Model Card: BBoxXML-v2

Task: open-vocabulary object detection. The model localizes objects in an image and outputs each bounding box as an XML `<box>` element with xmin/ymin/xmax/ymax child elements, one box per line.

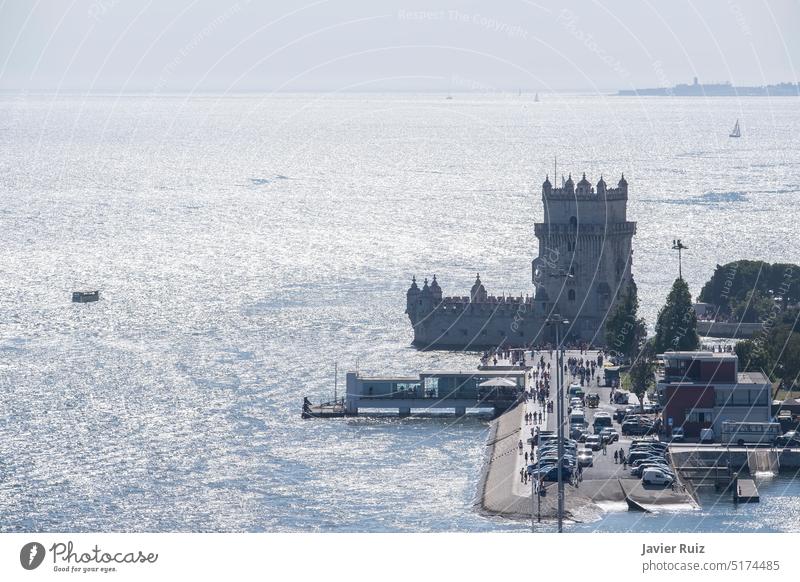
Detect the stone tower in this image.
<box><xmin>406</xmin><ymin>172</ymin><xmax>636</xmax><ymax>348</ymax></box>
<box><xmin>532</xmin><ymin>173</ymin><xmax>636</xmax><ymax>340</ymax></box>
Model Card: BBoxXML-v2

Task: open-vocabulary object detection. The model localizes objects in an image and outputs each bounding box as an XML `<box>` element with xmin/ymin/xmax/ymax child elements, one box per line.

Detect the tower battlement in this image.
<box><xmin>543</xmin><ymin>173</ymin><xmax>628</xmax><ymax>200</ymax></box>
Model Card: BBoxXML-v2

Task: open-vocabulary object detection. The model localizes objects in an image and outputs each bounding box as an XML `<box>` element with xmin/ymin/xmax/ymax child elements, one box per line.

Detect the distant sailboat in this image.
<box><xmin>534</xmin><ymin>92</ymin><xmax>540</xmax><ymax>102</ymax></box>
<box><xmin>729</xmin><ymin>119</ymin><xmax>741</xmax><ymax>138</ymax></box>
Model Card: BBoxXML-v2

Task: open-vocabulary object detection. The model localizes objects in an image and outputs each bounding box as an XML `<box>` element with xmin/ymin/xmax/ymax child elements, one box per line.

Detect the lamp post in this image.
<box><xmin>672</xmin><ymin>239</ymin><xmax>688</xmax><ymax>280</ymax></box>
<box><xmin>546</xmin><ymin>313</ymin><xmax>569</xmax><ymax>533</ymax></box>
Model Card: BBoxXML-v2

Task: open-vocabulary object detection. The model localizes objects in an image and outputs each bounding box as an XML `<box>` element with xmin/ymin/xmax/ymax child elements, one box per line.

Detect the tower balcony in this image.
<box><xmin>534</xmin><ymin>222</ymin><xmax>637</xmax><ymax>237</ymax></box>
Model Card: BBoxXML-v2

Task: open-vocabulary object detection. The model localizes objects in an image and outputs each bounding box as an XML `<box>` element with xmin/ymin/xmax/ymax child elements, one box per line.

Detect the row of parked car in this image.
<box><xmin>627</xmin><ymin>438</ymin><xmax>674</xmax><ymax>486</ymax></box>
<box><xmin>613</xmin><ymin>405</ymin><xmax>661</xmax><ymax>436</ymax></box>
<box><xmin>527</xmin><ymin>432</ymin><xmax>579</xmax><ymax>481</ymax></box>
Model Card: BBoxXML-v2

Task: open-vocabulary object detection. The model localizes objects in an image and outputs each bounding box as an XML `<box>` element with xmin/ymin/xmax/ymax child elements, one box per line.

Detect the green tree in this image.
<box><xmin>628</xmin><ymin>342</ymin><xmax>656</xmax><ymax>411</ymax></box>
<box><xmin>732</xmin><ymin>290</ymin><xmax>775</xmax><ymax>323</ymax></box>
<box><xmin>654</xmin><ymin>278</ymin><xmax>700</xmax><ymax>353</ymax></box>
<box><xmin>734</xmin><ymin>339</ymin><xmax>772</xmax><ymax>374</ymax></box>
<box><xmin>605</xmin><ymin>281</ymin><xmax>647</xmax><ymax>362</ymax></box>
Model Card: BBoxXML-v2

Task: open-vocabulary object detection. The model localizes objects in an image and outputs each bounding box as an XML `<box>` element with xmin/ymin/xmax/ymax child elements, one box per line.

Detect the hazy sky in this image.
<box><xmin>1</xmin><ymin>0</ymin><xmax>798</xmax><ymax>92</ymax></box>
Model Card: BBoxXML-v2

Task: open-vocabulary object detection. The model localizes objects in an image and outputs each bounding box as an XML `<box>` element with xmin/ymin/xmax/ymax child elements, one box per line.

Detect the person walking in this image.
<box><xmin>614</xmin><ymin>450</ymin><xmax>619</xmax><ymax>464</ymax></box>
<box><xmin>602</xmin><ymin>442</ymin><xmax>607</xmax><ymax>455</ymax></box>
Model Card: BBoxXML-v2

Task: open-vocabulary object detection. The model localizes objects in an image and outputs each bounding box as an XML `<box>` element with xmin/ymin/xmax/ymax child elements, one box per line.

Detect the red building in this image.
<box><xmin>657</xmin><ymin>352</ymin><xmax>771</xmax><ymax>439</ymax></box>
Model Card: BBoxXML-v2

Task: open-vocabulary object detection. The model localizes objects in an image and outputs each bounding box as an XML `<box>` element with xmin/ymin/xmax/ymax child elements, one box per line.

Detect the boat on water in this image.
<box><xmin>729</xmin><ymin>119</ymin><xmax>741</xmax><ymax>138</ymax></box>
<box><xmin>534</xmin><ymin>92</ymin><xmax>539</xmax><ymax>102</ymax></box>
<box><xmin>72</xmin><ymin>290</ymin><xmax>100</xmax><ymax>303</ymax></box>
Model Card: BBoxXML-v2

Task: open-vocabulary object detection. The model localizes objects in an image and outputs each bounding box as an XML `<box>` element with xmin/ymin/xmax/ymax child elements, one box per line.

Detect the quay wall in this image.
<box><xmin>698</xmin><ymin>321</ymin><xmax>764</xmax><ymax>339</ymax></box>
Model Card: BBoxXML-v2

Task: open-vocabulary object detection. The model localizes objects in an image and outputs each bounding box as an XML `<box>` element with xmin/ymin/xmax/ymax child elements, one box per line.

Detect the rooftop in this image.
<box><xmin>659</xmin><ymin>351</ymin><xmax>737</xmax><ymax>361</ymax></box>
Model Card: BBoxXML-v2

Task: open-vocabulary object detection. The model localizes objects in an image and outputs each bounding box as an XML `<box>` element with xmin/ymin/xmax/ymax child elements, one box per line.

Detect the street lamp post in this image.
<box><xmin>546</xmin><ymin>313</ymin><xmax>569</xmax><ymax>533</ymax></box>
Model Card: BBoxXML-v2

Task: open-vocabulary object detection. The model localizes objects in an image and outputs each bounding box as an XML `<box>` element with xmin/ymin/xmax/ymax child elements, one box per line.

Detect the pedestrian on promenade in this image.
<box><xmin>602</xmin><ymin>442</ymin><xmax>607</xmax><ymax>455</ymax></box>
<box><xmin>518</xmin><ymin>439</ymin><xmax>523</xmax><ymax>453</ymax></box>
<box><xmin>520</xmin><ymin>468</ymin><xmax>525</xmax><ymax>483</ymax></box>
<box><xmin>614</xmin><ymin>450</ymin><xmax>619</xmax><ymax>464</ymax></box>
<box><xmin>525</xmin><ymin>451</ymin><xmax>529</xmax><ymax>463</ymax></box>
<box><xmin>622</xmin><ymin>455</ymin><xmax>627</xmax><ymax>469</ymax></box>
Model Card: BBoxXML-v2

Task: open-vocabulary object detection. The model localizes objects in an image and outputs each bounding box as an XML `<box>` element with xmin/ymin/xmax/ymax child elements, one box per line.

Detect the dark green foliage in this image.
<box><xmin>654</xmin><ymin>278</ymin><xmax>700</xmax><ymax>353</ymax></box>
<box><xmin>736</xmin><ymin>307</ymin><xmax>800</xmax><ymax>385</ymax></box>
<box><xmin>628</xmin><ymin>341</ymin><xmax>656</xmax><ymax>408</ymax></box>
<box><xmin>699</xmin><ymin>260</ymin><xmax>799</xmax><ymax>317</ymax></box>
<box><xmin>605</xmin><ymin>280</ymin><xmax>646</xmax><ymax>362</ymax></box>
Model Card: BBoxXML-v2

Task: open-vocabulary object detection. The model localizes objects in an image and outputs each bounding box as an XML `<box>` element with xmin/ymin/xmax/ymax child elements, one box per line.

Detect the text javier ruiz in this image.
<box><xmin>641</xmin><ymin>542</ymin><xmax>705</xmax><ymax>556</ymax></box>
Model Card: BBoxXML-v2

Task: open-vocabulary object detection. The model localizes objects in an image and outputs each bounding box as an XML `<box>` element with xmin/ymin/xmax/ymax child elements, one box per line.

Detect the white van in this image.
<box><xmin>642</xmin><ymin>468</ymin><xmax>674</xmax><ymax>486</ymax></box>
<box><xmin>699</xmin><ymin>428</ymin><xmax>714</xmax><ymax>443</ymax></box>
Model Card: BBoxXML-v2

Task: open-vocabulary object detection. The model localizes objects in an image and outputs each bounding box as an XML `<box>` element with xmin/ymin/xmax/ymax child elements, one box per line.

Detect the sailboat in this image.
<box><xmin>729</xmin><ymin>119</ymin><xmax>741</xmax><ymax>138</ymax></box>
<box><xmin>534</xmin><ymin>92</ymin><xmax>540</xmax><ymax>103</ymax></box>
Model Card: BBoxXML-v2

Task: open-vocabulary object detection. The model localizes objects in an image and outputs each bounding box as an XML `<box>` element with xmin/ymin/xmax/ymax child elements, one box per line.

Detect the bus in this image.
<box><xmin>720</xmin><ymin>421</ymin><xmax>781</xmax><ymax>446</ymax></box>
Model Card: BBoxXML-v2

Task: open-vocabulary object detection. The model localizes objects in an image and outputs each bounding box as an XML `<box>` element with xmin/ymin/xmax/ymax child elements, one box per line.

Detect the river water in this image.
<box><xmin>1</xmin><ymin>93</ymin><xmax>799</xmax><ymax>531</ymax></box>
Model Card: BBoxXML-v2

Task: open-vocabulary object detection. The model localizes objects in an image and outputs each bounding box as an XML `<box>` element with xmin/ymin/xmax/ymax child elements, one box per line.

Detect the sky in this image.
<box><xmin>0</xmin><ymin>0</ymin><xmax>798</xmax><ymax>93</ymax></box>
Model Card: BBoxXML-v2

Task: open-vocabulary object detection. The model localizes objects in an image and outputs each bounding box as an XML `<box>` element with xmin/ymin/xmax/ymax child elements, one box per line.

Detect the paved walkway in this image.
<box><xmin>478</xmin><ymin>349</ymin><xmax>697</xmax><ymax>522</ymax></box>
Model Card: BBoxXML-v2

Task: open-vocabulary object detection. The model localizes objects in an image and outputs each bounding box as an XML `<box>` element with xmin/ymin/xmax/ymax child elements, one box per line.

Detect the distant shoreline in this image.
<box><xmin>618</xmin><ymin>79</ymin><xmax>800</xmax><ymax>97</ymax></box>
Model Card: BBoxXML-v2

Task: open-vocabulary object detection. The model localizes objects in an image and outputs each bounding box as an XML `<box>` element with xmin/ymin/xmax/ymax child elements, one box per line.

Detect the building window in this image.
<box><xmin>568</xmin><ymin>289</ymin><xmax>576</xmax><ymax>301</ymax></box>
<box><xmin>567</xmin><ymin>241</ymin><xmax>574</xmax><ymax>252</ymax></box>
<box><xmin>569</xmin><ymin>216</ymin><xmax>577</xmax><ymax>229</ymax></box>
<box><xmin>686</xmin><ymin>410</ymin><xmax>711</xmax><ymax>423</ymax></box>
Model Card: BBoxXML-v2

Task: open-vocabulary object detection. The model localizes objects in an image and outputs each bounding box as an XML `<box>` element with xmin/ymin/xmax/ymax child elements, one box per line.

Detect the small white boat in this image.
<box><xmin>729</xmin><ymin>119</ymin><xmax>741</xmax><ymax>138</ymax></box>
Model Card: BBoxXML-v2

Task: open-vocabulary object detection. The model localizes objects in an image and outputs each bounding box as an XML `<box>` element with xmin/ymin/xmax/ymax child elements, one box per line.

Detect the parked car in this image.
<box><xmin>670</xmin><ymin>427</ymin><xmax>685</xmax><ymax>442</ymax></box>
<box><xmin>642</xmin><ymin>467</ymin><xmax>674</xmax><ymax>486</ymax></box>
<box><xmin>585</xmin><ymin>435</ymin><xmax>603</xmax><ymax>451</ymax></box>
<box><xmin>630</xmin><ymin>455</ymin><xmax>668</xmax><ymax>467</ymax></box>
<box><xmin>535</xmin><ymin>465</ymin><xmax>574</xmax><ymax>482</ymax></box>
<box><xmin>599</xmin><ymin>428</ymin><xmax>620</xmax><ymax>443</ymax></box>
<box><xmin>577</xmin><ymin>449</ymin><xmax>594</xmax><ymax>467</ymax></box>
<box><xmin>631</xmin><ymin>462</ymin><xmax>674</xmax><ymax>478</ymax></box>
<box><xmin>613</xmin><ymin>407</ymin><xmax>629</xmax><ymax>423</ymax></box>
<box><xmin>775</xmin><ymin>431</ymin><xmax>800</xmax><ymax>447</ymax></box>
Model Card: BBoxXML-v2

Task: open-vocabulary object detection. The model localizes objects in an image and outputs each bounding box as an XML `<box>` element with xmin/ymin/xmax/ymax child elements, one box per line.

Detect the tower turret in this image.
<box><xmin>576</xmin><ymin>172</ymin><xmax>592</xmax><ymax>196</ymax></box>
<box><xmin>564</xmin><ymin>173</ymin><xmax>574</xmax><ymax>194</ymax></box>
<box><xmin>470</xmin><ymin>273</ymin><xmax>488</xmax><ymax>303</ymax></box>
<box><xmin>430</xmin><ymin>274</ymin><xmax>442</xmax><ymax>302</ymax></box>
<box><xmin>419</xmin><ymin>277</ymin><xmax>433</xmax><ymax>312</ymax></box>
<box><xmin>405</xmin><ymin>275</ymin><xmax>420</xmax><ymax>315</ymax></box>
<box><xmin>596</xmin><ymin>175</ymin><xmax>606</xmax><ymax>196</ymax></box>
<box><xmin>542</xmin><ymin>175</ymin><xmax>552</xmax><ymax>196</ymax></box>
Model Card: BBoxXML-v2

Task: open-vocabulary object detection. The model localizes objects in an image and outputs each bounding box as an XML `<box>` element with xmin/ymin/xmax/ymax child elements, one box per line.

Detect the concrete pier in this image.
<box><xmin>477</xmin><ymin>349</ymin><xmax>697</xmax><ymax>523</ymax></box>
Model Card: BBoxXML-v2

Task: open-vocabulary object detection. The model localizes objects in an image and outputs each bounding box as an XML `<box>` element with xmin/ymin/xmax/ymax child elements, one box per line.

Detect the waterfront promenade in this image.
<box><xmin>478</xmin><ymin>349</ymin><xmax>697</xmax><ymax>523</ymax></box>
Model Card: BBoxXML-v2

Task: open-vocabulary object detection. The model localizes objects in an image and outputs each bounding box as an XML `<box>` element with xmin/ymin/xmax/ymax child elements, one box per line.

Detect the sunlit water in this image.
<box><xmin>1</xmin><ymin>93</ymin><xmax>799</xmax><ymax>532</ymax></box>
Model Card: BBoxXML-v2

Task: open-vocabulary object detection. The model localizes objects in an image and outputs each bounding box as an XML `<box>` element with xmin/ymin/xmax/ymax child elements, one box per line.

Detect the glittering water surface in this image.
<box><xmin>1</xmin><ymin>93</ymin><xmax>799</xmax><ymax>532</ymax></box>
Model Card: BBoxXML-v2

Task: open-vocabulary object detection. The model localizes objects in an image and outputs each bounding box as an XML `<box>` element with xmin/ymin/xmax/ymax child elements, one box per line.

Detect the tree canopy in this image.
<box><xmin>699</xmin><ymin>260</ymin><xmax>799</xmax><ymax>317</ymax></box>
<box><xmin>736</xmin><ymin>306</ymin><xmax>800</xmax><ymax>385</ymax></box>
<box><xmin>605</xmin><ymin>280</ymin><xmax>646</xmax><ymax>362</ymax></box>
<box><xmin>654</xmin><ymin>278</ymin><xmax>700</xmax><ymax>353</ymax></box>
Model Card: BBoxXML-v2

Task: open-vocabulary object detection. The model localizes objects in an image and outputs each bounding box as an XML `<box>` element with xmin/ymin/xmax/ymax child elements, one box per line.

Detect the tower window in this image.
<box><xmin>569</xmin><ymin>216</ymin><xmax>577</xmax><ymax>229</ymax></box>
<box><xmin>568</xmin><ymin>289</ymin><xmax>576</xmax><ymax>301</ymax></box>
